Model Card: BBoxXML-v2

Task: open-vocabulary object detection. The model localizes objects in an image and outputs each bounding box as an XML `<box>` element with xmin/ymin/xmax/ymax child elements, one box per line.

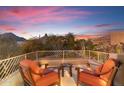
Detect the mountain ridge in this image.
<box><xmin>0</xmin><ymin>32</ymin><xmax>26</xmax><ymax>41</ymax></box>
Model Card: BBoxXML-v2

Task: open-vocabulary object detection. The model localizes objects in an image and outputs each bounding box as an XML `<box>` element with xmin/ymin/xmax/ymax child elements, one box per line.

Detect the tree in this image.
<box><xmin>21</xmin><ymin>38</ymin><xmax>44</xmax><ymax>53</ymax></box>
<box><xmin>0</xmin><ymin>37</ymin><xmax>20</xmax><ymax>59</ymax></box>
<box><xmin>85</xmin><ymin>39</ymin><xmax>95</xmax><ymax>50</ymax></box>
<box><xmin>21</xmin><ymin>32</ymin><xmax>87</xmax><ymax>53</ymax></box>
<box><xmin>74</xmin><ymin>40</ymin><xmax>82</xmax><ymax>50</ymax></box>
<box><xmin>64</xmin><ymin>33</ymin><xmax>75</xmax><ymax>50</ymax></box>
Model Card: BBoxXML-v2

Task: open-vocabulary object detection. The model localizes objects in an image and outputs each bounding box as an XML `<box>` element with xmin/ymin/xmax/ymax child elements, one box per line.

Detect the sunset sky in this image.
<box><xmin>0</xmin><ymin>6</ymin><xmax>124</xmax><ymax>39</ymax></box>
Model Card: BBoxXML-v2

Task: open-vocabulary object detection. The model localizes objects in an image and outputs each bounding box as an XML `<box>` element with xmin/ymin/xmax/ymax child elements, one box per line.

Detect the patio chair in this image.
<box><xmin>19</xmin><ymin>59</ymin><xmax>61</xmax><ymax>86</ymax></box>
<box><xmin>76</xmin><ymin>59</ymin><xmax>119</xmax><ymax>86</ymax></box>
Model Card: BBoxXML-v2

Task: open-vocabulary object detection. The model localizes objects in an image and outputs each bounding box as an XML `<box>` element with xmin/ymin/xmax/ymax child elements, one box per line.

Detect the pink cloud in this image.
<box><xmin>77</xmin><ymin>25</ymin><xmax>96</xmax><ymax>30</ymax></box>
<box><xmin>0</xmin><ymin>7</ymin><xmax>96</xmax><ymax>24</ymax></box>
<box><xmin>22</xmin><ymin>8</ymin><xmax>94</xmax><ymax>24</ymax></box>
<box><xmin>77</xmin><ymin>22</ymin><xmax>124</xmax><ymax>30</ymax></box>
<box><xmin>95</xmin><ymin>22</ymin><xmax>124</xmax><ymax>28</ymax></box>
<box><xmin>61</xmin><ymin>9</ymin><xmax>94</xmax><ymax>16</ymax></box>
<box><xmin>24</xmin><ymin>14</ymin><xmax>80</xmax><ymax>24</ymax></box>
<box><xmin>95</xmin><ymin>23</ymin><xmax>114</xmax><ymax>28</ymax></box>
<box><xmin>0</xmin><ymin>7</ymin><xmax>100</xmax><ymax>36</ymax></box>
<box><xmin>8</xmin><ymin>7</ymin><xmax>60</xmax><ymax>20</ymax></box>
<box><xmin>0</xmin><ymin>25</ymin><xmax>16</xmax><ymax>31</ymax></box>
<box><xmin>0</xmin><ymin>24</ymin><xmax>28</xmax><ymax>34</ymax></box>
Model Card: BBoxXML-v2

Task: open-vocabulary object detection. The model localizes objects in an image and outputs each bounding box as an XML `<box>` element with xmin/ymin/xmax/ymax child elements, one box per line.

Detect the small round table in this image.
<box><xmin>61</xmin><ymin>63</ymin><xmax>73</xmax><ymax>77</ymax></box>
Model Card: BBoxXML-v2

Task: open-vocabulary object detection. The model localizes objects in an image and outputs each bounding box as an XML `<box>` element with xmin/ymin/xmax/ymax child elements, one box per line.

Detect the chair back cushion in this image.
<box><xmin>95</xmin><ymin>64</ymin><xmax>103</xmax><ymax>74</ymax></box>
<box><xmin>20</xmin><ymin>60</ymin><xmax>41</xmax><ymax>73</ymax></box>
<box><xmin>20</xmin><ymin>60</ymin><xmax>42</xmax><ymax>82</ymax></box>
<box><xmin>100</xmin><ymin>59</ymin><xmax>116</xmax><ymax>81</ymax></box>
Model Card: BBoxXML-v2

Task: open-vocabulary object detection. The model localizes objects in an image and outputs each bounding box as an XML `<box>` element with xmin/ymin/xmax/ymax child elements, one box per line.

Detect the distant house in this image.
<box><xmin>92</xmin><ymin>35</ymin><xmax>110</xmax><ymax>45</ymax></box>
<box><xmin>92</xmin><ymin>30</ymin><xmax>124</xmax><ymax>45</ymax></box>
<box><xmin>109</xmin><ymin>31</ymin><xmax>124</xmax><ymax>45</ymax></box>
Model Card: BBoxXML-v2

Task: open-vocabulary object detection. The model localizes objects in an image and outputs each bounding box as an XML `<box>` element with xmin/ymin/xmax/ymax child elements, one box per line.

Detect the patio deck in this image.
<box><xmin>0</xmin><ymin>50</ymin><xmax>113</xmax><ymax>86</ymax></box>
<box><xmin>0</xmin><ymin>68</ymin><xmax>81</xmax><ymax>86</ymax></box>
<box><xmin>0</xmin><ymin>58</ymin><xmax>91</xmax><ymax>86</ymax></box>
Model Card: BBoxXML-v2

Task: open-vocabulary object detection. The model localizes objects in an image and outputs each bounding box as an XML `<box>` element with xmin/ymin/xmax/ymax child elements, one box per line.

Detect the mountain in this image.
<box><xmin>0</xmin><ymin>33</ymin><xmax>26</xmax><ymax>41</ymax></box>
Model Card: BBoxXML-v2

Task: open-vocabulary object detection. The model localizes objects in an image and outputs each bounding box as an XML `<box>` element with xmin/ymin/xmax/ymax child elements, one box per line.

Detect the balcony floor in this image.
<box><xmin>60</xmin><ymin>67</ymin><xmax>85</xmax><ymax>86</ymax></box>
<box><xmin>61</xmin><ymin>70</ymin><xmax>76</xmax><ymax>86</ymax></box>
<box><xmin>0</xmin><ymin>58</ymin><xmax>93</xmax><ymax>86</ymax></box>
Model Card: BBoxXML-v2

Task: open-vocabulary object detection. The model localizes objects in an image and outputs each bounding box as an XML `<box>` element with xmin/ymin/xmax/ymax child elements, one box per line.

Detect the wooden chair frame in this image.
<box><xmin>19</xmin><ymin>62</ymin><xmax>61</xmax><ymax>86</ymax></box>
<box><xmin>75</xmin><ymin>60</ymin><xmax>120</xmax><ymax>86</ymax></box>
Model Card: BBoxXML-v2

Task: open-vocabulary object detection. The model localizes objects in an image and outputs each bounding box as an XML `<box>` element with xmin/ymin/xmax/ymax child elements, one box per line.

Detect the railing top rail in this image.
<box><xmin>86</xmin><ymin>50</ymin><xmax>118</xmax><ymax>55</ymax></box>
<box><xmin>37</xmin><ymin>50</ymin><xmax>83</xmax><ymax>52</ymax></box>
<box><xmin>87</xmin><ymin>50</ymin><xmax>109</xmax><ymax>55</ymax></box>
<box><xmin>0</xmin><ymin>49</ymin><xmax>117</xmax><ymax>62</ymax></box>
<box><xmin>0</xmin><ymin>54</ymin><xmax>25</xmax><ymax>63</ymax></box>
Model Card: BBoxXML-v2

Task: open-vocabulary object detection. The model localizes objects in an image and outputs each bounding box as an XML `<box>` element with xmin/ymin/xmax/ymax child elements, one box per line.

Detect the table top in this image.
<box><xmin>39</xmin><ymin>60</ymin><xmax>48</xmax><ymax>64</ymax></box>
<box><xmin>61</xmin><ymin>63</ymin><xmax>73</xmax><ymax>67</ymax></box>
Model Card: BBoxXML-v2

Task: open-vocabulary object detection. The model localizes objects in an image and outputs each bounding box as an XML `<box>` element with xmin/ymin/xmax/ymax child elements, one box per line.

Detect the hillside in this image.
<box><xmin>0</xmin><ymin>33</ymin><xmax>26</xmax><ymax>41</ymax></box>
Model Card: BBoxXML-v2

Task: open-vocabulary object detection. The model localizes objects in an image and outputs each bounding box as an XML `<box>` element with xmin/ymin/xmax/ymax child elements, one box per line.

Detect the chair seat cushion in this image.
<box><xmin>100</xmin><ymin>59</ymin><xmax>116</xmax><ymax>82</ymax></box>
<box><xmin>79</xmin><ymin>71</ymin><xmax>107</xmax><ymax>86</ymax></box>
<box><xmin>36</xmin><ymin>72</ymin><xmax>59</xmax><ymax>86</ymax></box>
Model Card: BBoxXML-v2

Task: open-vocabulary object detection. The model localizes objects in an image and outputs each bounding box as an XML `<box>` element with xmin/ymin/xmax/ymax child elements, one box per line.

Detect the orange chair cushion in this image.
<box><xmin>100</xmin><ymin>59</ymin><xmax>116</xmax><ymax>81</ymax></box>
<box><xmin>29</xmin><ymin>61</ymin><xmax>43</xmax><ymax>74</ymax></box>
<box><xmin>79</xmin><ymin>71</ymin><xmax>107</xmax><ymax>86</ymax></box>
<box><xmin>20</xmin><ymin>60</ymin><xmax>44</xmax><ymax>82</ymax></box>
<box><xmin>20</xmin><ymin>59</ymin><xmax>44</xmax><ymax>73</ymax></box>
<box><xmin>36</xmin><ymin>72</ymin><xmax>59</xmax><ymax>86</ymax></box>
<box><xmin>94</xmin><ymin>64</ymin><xmax>103</xmax><ymax>74</ymax></box>
<box><xmin>20</xmin><ymin>60</ymin><xmax>59</xmax><ymax>86</ymax></box>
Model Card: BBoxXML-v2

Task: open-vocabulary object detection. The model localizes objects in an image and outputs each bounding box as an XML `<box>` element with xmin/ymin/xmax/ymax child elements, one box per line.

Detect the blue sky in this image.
<box><xmin>0</xmin><ymin>6</ymin><xmax>124</xmax><ymax>39</ymax></box>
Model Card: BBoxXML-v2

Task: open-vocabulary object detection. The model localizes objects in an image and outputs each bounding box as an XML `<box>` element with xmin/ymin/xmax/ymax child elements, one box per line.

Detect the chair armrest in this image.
<box><xmin>31</xmin><ymin>68</ymin><xmax>54</xmax><ymax>76</ymax></box>
<box><xmin>31</xmin><ymin>65</ymin><xmax>61</xmax><ymax>75</ymax></box>
<box><xmin>47</xmin><ymin>66</ymin><xmax>59</xmax><ymax>71</ymax></box>
<box><xmin>48</xmin><ymin>66</ymin><xmax>61</xmax><ymax>72</ymax></box>
<box><xmin>76</xmin><ymin>66</ymin><xmax>116</xmax><ymax>80</ymax></box>
<box><xmin>42</xmin><ymin>66</ymin><xmax>61</xmax><ymax>75</ymax></box>
<box><xmin>82</xmin><ymin>67</ymin><xmax>115</xmax><ymax>76</ymax></box>
<box><xmin>30</xmin><ymin>68</ymin><xmax>44</xmax><ymax>76</ymax></box>
<box><xmin>96</xmin><ymin>67</ymin><xmax>115</xmax><ymax>75</ymax></box>
<box><xmin>75</xmin><ymin>67</ymin><xmax>92</xmax><ymax>71</ymax></box>
<box><xmin>75</xmin><ymin>67</ymin><xmax>98</xmax><ymax>76</ymax></box>
<box><xmin>88</xmin><ymin>61</ymin><xmax>102</xmax><ymax>66</ymax></box>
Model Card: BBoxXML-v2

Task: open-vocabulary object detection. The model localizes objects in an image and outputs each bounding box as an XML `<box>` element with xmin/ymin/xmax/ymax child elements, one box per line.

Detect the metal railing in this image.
<box><xmin>0</xmin><ymin>50</ymin><xmax>110</xmax><ymax>82</ymax></box>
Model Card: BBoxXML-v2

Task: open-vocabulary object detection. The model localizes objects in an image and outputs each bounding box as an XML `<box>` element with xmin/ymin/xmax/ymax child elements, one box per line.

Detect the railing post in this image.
<box><xmin>25</xmin><ymin>54</ymin><xmax>27</xmax><ymax>59</ymax></box>
<box><xmin>97</xmin><ymin>52</ymin><xmax>100</xmax><ymax>63</ymax></box>
<box><xmin>36</xmin><ymin>51</ymin><xmax>38</xmax><ymax>61</ymax></box>
<box><xmin>89</xmin><ymin>50</ymin><xmax>90</xmax><ymax>59</ymax></box>
<box><xmin>83</xmin><ymin>49</ymin><xmax>86</xmax><ymax>58</ymax></box>
<box><xmin>62</xmin><ymin>50</ymin><xmax>64</xmax><ymax>64</ymax></box>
